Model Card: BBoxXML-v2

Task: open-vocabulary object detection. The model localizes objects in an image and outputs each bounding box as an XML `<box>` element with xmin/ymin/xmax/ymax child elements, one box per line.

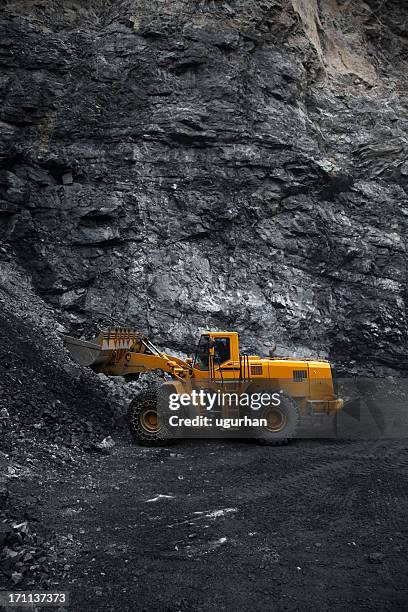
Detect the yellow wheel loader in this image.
<box><xmin>63</xmin><ymin>328</ymin><xmax>343</xmax><ymax>446</ymax></box>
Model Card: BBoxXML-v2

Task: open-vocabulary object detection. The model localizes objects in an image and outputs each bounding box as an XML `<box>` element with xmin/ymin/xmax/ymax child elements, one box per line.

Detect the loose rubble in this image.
<box><xmin>0</xmin><ymin>263</ymin><xmax>127</xmax><ymax>588</ymax></box>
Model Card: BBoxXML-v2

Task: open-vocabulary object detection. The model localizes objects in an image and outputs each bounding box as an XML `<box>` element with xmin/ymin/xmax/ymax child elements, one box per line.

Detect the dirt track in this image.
<box><xmin>26</xmin><ymin>438</ymin><xmax>408</xmax><ymax>611</ymax></box>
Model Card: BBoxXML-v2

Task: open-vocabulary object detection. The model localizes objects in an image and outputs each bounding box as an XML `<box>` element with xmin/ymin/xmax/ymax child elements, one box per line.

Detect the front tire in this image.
<box><xmin>255</xmin><ymin>393</ymin><xmax>300</xmax><ymax>446</ymax></box>
<box><xmin>128</xmin><ymin>389</ymin><xmax>174</xmax><ymax>447</ymax></box>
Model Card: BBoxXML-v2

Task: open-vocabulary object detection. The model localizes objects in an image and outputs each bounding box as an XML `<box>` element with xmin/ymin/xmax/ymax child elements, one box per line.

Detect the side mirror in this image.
<box><xmin>186</xmin><ymin>357</ymin><xmax>193</xmax><ymax>366</ymax></box>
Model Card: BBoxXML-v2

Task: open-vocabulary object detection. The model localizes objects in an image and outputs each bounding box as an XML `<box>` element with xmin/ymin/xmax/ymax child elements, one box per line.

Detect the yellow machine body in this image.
<box><xmin>63</xmin><ymin>329</ymin><xmax>343</xmax><ymax>416</ymax></box>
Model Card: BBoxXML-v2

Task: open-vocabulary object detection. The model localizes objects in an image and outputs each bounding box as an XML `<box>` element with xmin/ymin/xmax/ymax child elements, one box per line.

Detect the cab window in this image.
<box><xmin>193</xmin><ymin>335</ymin><xmax>210</xmax><ymax>370</ymax></box>
<box><xmin>213</xmin><ymin>337</ymin><xmax>230</xmax><ymax>365</ymax></box>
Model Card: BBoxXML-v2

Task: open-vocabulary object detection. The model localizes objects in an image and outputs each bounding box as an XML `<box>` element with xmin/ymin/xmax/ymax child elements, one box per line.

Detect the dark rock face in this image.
<box><xmin>1</xmin><ymin>0</ymin><xmax>407</xmax><ymax>373</ymax></box>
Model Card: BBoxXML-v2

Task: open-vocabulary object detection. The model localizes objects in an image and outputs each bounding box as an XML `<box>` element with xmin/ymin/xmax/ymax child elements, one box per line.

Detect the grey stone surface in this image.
<box><xmin>0</xmin><ymin>0</ymin><xmax>407</xmax><ymax>373</ymax></box>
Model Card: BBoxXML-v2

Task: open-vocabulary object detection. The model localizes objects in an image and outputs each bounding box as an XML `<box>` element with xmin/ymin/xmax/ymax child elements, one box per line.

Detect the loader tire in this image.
<box><xmin>128</xmin><ymin>388</ymin><xmax>174</xmax><ymax>447</ymax></box>
<box><xmin>255</xmin><ymin>393</ymin><xmax>300</xmax><ymax>446</ymax></box>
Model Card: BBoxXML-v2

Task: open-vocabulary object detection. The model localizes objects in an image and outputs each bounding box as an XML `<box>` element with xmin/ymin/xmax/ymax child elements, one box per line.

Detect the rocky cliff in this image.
<box><xmin>1</xmin><ymin>0</ymin><xmax>408</xmax><ymax>373</ymax></box>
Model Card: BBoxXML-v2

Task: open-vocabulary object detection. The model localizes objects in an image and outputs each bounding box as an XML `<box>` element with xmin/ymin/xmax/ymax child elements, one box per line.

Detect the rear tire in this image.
<box><xmin>255</xmin><ymin>393</ymin><xmax>300</xmax><ymax>446</ymax></box>
<box><xmin>128</xmin><ymin>388</ymin><xmax>174</xmax><ymax>447</ymax></box>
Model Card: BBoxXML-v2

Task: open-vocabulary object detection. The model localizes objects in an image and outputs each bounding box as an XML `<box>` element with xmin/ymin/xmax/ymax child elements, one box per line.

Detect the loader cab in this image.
<box><xmin>193</xmin><ymin>332</ymin><xmax>240</xmax><ymax>374</ymax></box>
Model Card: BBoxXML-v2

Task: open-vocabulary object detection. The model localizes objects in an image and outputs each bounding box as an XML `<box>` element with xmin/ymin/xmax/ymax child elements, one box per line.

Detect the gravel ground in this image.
<box><xmin>4</xmin><ymin>437</ymin><xmax>405</xmax><ymax>612</ymax></box>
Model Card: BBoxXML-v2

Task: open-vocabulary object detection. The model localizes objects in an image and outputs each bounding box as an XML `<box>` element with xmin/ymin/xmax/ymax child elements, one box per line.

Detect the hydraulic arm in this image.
<box><xmin>62</xmin><ymin>328</ymin><xmax>192</xmax><ymax>380</ymax></box>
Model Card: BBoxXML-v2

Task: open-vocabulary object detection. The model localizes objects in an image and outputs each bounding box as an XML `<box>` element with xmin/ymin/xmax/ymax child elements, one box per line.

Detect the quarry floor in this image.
<box><xmin>12</xmin><ymin>437</ymin><xmax>408</xmax><ymax>611</ymax></box>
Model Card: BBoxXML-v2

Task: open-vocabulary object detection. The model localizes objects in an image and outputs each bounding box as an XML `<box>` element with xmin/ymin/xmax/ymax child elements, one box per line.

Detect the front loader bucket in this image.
<box><xmin>62</xmin><ymin>335</ymin><xmax>106</xmax><ymax>367</ymax></box>
<box><xmin>61</xmin><ymin>328</ymin><xmax>147</xmax><ymax>370</ymax></box>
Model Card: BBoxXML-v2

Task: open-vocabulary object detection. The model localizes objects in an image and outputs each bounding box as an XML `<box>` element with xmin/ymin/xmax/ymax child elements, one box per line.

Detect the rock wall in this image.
<box><xmin>1</xmin><ymin>0</ymin><xmax>408</xmax><ymax>373</ymax></box>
